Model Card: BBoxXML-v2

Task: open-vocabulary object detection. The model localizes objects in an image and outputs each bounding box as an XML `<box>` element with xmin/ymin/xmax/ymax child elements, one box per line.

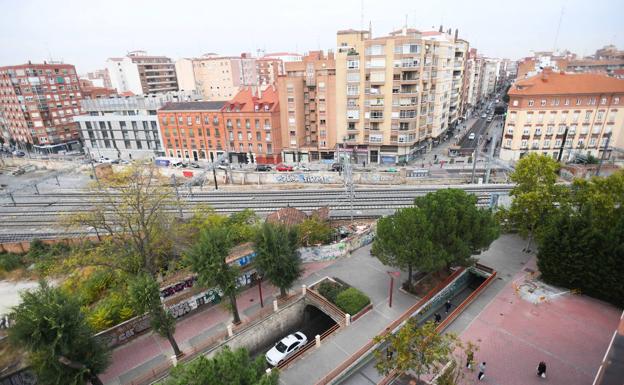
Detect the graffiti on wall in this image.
<box><xmin>299</xmin><ymin>227</ymin><xmax>375</xmax><ymax>262</ymax></box>
<box><xmin>275</xmin><ymin>174</ymin><xmax>333</xmax><ymax>184</ymax></box>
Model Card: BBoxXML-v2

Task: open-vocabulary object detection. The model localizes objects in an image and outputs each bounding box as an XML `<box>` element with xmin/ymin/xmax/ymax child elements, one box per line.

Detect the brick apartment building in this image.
<box><xmin>277</xmin><ymin>50</ymin><xmax>337</xmax><ymax>162</ymax></box>
<box><xmin>502</xmin><ymin>69</ymin><xmax>624</xmax><ymax>161</ymax></box>
<box><xmin>158</xmin><ymin>86</ymin><xmax>282</xmax><ymax>164</ymax></box>
<box><xmin>0</xmin><ymin>61</ymin><xmax>85</xmax><ymax>151</ymax></box>
<box><xmin>222</xmin><ymin>86</ymin><xmax>282</xmax><ymax>164</ymax></box>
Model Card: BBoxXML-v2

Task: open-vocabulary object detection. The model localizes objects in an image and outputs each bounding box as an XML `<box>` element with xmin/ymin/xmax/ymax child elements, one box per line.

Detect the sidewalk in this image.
<box><xmin>100</xmin><ymin>260</ymin><xmax>335</xmax><ymax>385</ymax></box>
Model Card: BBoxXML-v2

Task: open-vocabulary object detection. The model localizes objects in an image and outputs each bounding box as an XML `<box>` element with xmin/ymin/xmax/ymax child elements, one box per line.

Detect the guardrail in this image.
<box><xmin>306</xmin><ymin>288</ymin><xmax>348</xmax><ymax>326</ymax></box>
<box><xmin>277</xmin><ymin>322</ymin><xmax>342</xmax><ymax>370</ymax></box>
<box><xmin>314</xmin><ymin>267</ymin><xmax>466</xmax><ymax>385</ymax></box>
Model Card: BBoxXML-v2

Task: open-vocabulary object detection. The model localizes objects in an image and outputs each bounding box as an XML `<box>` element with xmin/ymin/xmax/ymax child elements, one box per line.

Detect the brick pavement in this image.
<box><xmin>457</xmin><ymin>257</ymin><xmax>621</xmax><ymax>385</ymax></box>
<box><xmin>100</xmin><ymin>260</ymin><xmax>335</xmax><ymax>385</ymax></box>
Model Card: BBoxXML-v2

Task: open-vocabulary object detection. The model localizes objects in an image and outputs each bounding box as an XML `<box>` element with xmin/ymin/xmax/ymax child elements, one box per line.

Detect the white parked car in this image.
<box><xmin>468</xmin><ymin>133</ymin><xmax>476</xmax><ymax>140</ymax></box>
<box><xmin>265</xmin><ymin>332</ymin><xmax>308</xmax><ymax>366</ymax></box>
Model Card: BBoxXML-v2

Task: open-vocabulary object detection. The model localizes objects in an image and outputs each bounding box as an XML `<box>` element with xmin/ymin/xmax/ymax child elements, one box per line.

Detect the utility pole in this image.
<box><xmin>209</xmin><ymin>152</ymin><xmax>219</xmax><ymax>190</ymax></box>
<box><xmin>470</xmin><ymin>145</ymin><xmax>478</xmax><ymax>184</ymax></box>
<box><xmin>557</xmin><ymin>127</ymin><xmax>569</xmax><ymax>163</ymax></box>
<box><xmin>171</xmin><ymin>174</ymin><xmax>184</xmax><ymax>219</ymax></box>
<box><xmin>595</xmin><ymin>134</ymin><xmax>611</xmax><ymax>177</ymax></box>
<box><xmin>484</xmin><ymin>133</ymin><xmax>496</xmax><ymax>184</ymax></box>
<box><xmin>343</xmin><ymin>152</ymin><xmax>354</xmax><ymax>222</ymax></box>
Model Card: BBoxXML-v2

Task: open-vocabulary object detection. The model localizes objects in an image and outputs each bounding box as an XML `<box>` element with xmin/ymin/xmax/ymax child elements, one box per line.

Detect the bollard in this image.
<box><xmin>266</xmin><ymin>368</ymin><xmax>272</xmax><ymax>375</ymax></box>
<box><xmin>302</xmin><ymin>284</ymin><xmax>307</xmax><ymax>295</ymax></box>
<box><xmin>227</xmin><ymin>324</ymin><xmax>233</xmax><ymax>337</ymax></box>
<box><xmin>273</xmin><ymin>299</ymin><xmax>279</xmax><ymax>312</ymax></box>
<box><xmin>345</xmin><ymin>313</ymin><xmax>351</xmax><ymax>326</ymax></box>
<box><xmin>315</xmin><ymin>334</ymin><xmax>321</xmax><ymax>348</ymax></box>
<box><xmin>170</xmin><ymin>354</ymin><xmax>178</xmax><ymax>366</ymax></box>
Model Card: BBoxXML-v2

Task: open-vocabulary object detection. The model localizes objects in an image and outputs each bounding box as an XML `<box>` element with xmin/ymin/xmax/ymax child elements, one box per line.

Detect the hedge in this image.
<box><xmin>335</xmin><ymin>287</ymin><xmax>370</xmax><ymax>315</ymax></box>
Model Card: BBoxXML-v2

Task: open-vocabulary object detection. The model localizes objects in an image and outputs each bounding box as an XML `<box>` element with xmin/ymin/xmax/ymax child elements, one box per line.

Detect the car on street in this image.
<box><xmin>468</xmin><ymin>133</ymin><xmax>476</xmax><ymax>140</ymax></box>
<box><xmin>276</xmin><ymin>163</ymin><xmax>293</xmax><ymax>172</ymax></box>
<box><xmin>486</xmin><ymin>116</ymin><xmax>493</xmax><ymax>122</ymax></box>
<box><xmin>481</xmin><ymin>113</ymin><xmax>487</xmax><ymax>119</ymax></box>
<box><xmin>265</xmin><ymin>332</ymin><xmax>308</xmax><ymax>366</ymax></box>
<box><xmin>172</xmin><ymin>161</ymin><xmax>188</xmax><ymax>168</ymax></box>
<box><xmin>294</xmin><ymin>165</ymin><xmax>311</xmax><ymax>171</ymax></box>
<box><xmin>189</xmin><ymin>162</ymin><xmax>201</xmax><ymax>168</ymax></box>
<box><xmin>331</xmin><ymin>163</ymin><xmax>343</xmax><ymax>172</ymax></box>
<box><xmin>255</xmin><ymin>164</ymin><xmax>272</xmax><ymax>172</ymax></box>
<box><xmin>12</xmin><ymin>150</ymin><xmax>25</xmax><ymax>157</ymax></box>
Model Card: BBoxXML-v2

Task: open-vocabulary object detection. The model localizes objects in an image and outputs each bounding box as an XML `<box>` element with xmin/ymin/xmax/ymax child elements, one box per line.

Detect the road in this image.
<box><xmin>0</xmin><ymin>184</ymin><xmax>513</xmax><ymax>242</ymax></box>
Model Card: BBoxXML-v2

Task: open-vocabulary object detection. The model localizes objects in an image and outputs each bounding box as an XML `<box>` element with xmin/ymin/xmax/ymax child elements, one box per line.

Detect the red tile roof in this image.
<box><xmin>509</xmin><ymin>70</ymin><xmax>624</xmax><ymax>96</ymax></box>
<box><xmin>223</xmin><ymin>86</ymin><xmax>279</xmax><ymax>113</ymax></box>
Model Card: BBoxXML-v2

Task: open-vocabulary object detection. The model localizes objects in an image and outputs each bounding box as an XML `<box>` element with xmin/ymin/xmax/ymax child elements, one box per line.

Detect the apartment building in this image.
<box><xmin>277</xmin><ymin>51</ymin><xmax>337</xmax><ymax>162</ymax></box>
<box><xmin>480</xmin><ymin>59</ymin><xmax>499</xmax><ymax>99</ymax></box>
<box><xmin>78</xmin><ymin>79</ymin><xmax>117</xmax><ymax>100</ymax></box>
<box><xmin>336</xmin><ymin>27</ymin><xmax>466</xmax><ymax>164</ymax></box>
<box><xmin>0</xmin><ymin>62</ymin><xmax>84</xmax><ymax>150</ymax></box>
<box><xmin>84</xmin><ymin>69</ymin><xmax>113</xmax><ymax>89</ymax></box>
<box><xmin>106</xmin><ymin>51</ymin><xmax>178</xmax><ymax>95</ymax></box>
<box><xmin>175</xmin><ymin>54</ymin><xmax>258</xmax><ymax>101</ymax></box>
<box><xmin>76</xmin><ymin>91</ymin><xmax>200</xmax><ymax>160</ymax></box>
<box><xmin>222</xmin><ymin>86</ymin><xmax>282</xmax><ymax>164</ymax></box>
<box><xmin>465</xmin><ymin>49</ymin><xmax>484</xmax><ymax>112</ymax></box>
<box><xmin>158</xmin><ymin>101</ymin><xmax>228</xmax><ymax>162</ymax></box>
<box><xmin>501</xmin><ymin>69</ymin><xmax>624</xmax><ymax>161</ymax></box>
<box><xmin>256</xmin><ymin>53</ymin><xmax>303</xmax><ymax>86</ymax></box>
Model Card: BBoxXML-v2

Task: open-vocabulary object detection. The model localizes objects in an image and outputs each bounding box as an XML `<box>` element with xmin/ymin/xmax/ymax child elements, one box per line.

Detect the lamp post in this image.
<box><xmin>387</xmin><ymin>271</ymin><xmax>401</xmax><ymax>308</ymax></box>
<box><xmin>258</xmin><ymin>276</ymin><xmax>264</xmax><ymax>308</ymax></box>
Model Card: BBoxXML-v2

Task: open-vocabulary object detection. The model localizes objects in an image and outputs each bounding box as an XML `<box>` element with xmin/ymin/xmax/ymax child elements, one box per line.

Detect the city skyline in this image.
<box><xmin>1</xmin><ymin>0</ymin><xmax>623</xmax><ymax>73</ymax></box>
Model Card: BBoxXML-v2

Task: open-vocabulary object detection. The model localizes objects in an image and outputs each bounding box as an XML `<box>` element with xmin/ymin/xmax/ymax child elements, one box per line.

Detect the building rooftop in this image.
<box><xmin>509</xmin><ymin>69</ymin><xmax>624</xmax><ymax>96</ymax></box>
<box><xmin>223</xmin><ymin>86</ymin><xmax>279</xmax><ymax>113</ymax></box>
<box><xmin>159</xmin><ymin>101</ymin><xmax>227</xmax><ymax>111</ymax></box>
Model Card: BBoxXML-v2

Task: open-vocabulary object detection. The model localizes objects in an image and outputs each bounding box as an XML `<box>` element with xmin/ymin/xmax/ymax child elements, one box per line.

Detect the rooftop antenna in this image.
<box><xmin>553</xmin><ymin>2</ymin><xmax>566</xmax><ymax>52</ymax></box>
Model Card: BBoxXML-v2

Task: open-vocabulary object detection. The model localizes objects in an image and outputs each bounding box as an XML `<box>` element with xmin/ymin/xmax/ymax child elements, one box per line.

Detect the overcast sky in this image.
<box><xmin>1</xmin><ymin>0</ymin><xmax>623</xmax><ymax>73</ymax></box>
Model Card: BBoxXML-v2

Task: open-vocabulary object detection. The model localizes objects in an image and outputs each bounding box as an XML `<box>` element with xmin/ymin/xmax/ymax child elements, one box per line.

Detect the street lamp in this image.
<box><xmin>387</xmin><ymin>271</ymin><xmax>401</xmax><ymax>308</ymax></box>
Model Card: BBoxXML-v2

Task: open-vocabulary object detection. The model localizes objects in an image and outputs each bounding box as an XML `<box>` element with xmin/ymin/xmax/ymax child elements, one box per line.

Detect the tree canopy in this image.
<box><xmin>254</xmin><ymin>222</ymin><xmax>302</xmax><ymax>298</ymax></box>
<box><xmin>165</xmin><ymin>347</ymin><xmax>277</xmax><ymax>385</ymax></box>
<box><xmin>186</xmin><ymin>226</ymin><xmax>242</xmax><ymax>324</ymax></box>
<box><xmin>9</xmin><ymin>283</ymin><xmax>109</xmax><ymax>385</ymax></box>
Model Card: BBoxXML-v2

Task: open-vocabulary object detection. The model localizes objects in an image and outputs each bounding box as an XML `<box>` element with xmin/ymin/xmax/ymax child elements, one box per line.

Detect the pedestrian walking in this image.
<box><xmin>445</xmin><ymin>300</ymin><xmax>452</xmax><ymax>314</ymax></box>
<box><xmin>537</xmin><ymin>361</ymin><xmax>547</xmax><ymax>378</ymax></box>
<box><xmin>466</xmin><ymin>351</ymin><xmax>474</xmax><ymax>369</ymax></box>
<box><xmin>477</xmin><ymin>362</ymin><xmax>486</xmax><ymax>381</ymax></box>
<box><xmin>434</xmin><ymin>313</ymin><xmax>441</xmax><ymax>323</ymax></box>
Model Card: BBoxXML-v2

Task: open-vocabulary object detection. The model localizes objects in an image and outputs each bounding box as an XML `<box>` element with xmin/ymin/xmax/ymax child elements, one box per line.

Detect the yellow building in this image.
<box><xmin>503</xmin><ymin>69</ymin><xmax>624</xmax><ymax>161</ymax></box>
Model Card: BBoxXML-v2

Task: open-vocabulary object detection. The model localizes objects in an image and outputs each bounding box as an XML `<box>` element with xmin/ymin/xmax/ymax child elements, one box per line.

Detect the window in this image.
<box><xmin>535</xmin><ymin>128</ymin><xmax>542</xmax><ymax>135</ymax></box>
<box><xmin>507</xmin><ymin>127</ymin><xmax>514</xmax><ymax>135</ymax></box>
<box><xmin>256</xmin><ymin>132</ymin><xmax>261</xmax><ymax>141</ymax></box>
<box><xmin>512</xmin><ymin>99</ymin><xmax>518</xmax><ymax>107</ymax></box>
<box><xmin>266</xmin><ymin>132</ymin><xmax>271</xmax><ymax>141</ymax></box>
<box><xmin>257</xmin><ymin>143</ymin><xmax>262</xmax><ymax>153</ymax></box>
<box><xmin>255</xmin><ymin>119</ymin><xmax>260</xmax><ymax>129</ymax></box>
<box><xmin>347</xmin><ymin>84</ymin><xmax>360</xmax><ymax>95</ymax></box>
<box><xmin>569</xmin><ymin>125</ymin><xmax>577</xmax><ymax>134</ymax></box>
<box><xmin>596</xmin><ymin>111</ymin><xmax>604</xmax><ymax>121</ymax></box>
<box><xmin>614</xmin><ymin>97</ymin><xmax>620</xmax><ymax>104</ymax></box>
<box><xmin>526</xmin><ymin>114</ymin><xmax>533</xmax><ymax>123</ymax></box>
<box><xmin>553</xmin><ymin>98</ymin><xmax>559</xmax><ymax>106</ymax></box>
<box><xmin>347</xmin><ymin>110</ymin><xmax>359</xmax><ymax>119</ymax></box>
<box><xmin>564</xmin><ymin>98</ymin><xmax>570</xmax><ymax>106</ymax></box>
<box><xmin>528</xmin><ymin>100</ymin><xmax>534</xmax><ymax>107</ymax></box>
<box><xmin>264</xmin><ymin>119</ymin><xmax>270</xmax><ymax>129</ymax></box>
<box><xmin>237</xmin><ymin>132</ymin><xmax>243</xmax><ymax>141</ymax></box>
<box><xmin>347</xmin><ymin>60</ymin><xmax>359</xmax><ymax>69</ymax></box>
<box><xmin>590</xmin><ymin>137</ymin><xmax>596</xmax><ymax>146</ymax></box>
<box><xmin>523</xmin><ymin>127</ymin><xmax>530</xmax><ymax>136</ymax></box>
<box><xmin>236</xmin><ymin>119</ymin><xmax>241</xmax><ymax>129</ymax></box>
<box><xmin>546</xmin><ymin>125</ymin><xmax>554</xmax><ymax>135</ymax></box>
<box><xmin>346</xmin><ymin>72</ymin><xmax>360</xmax><ymax>82</ymax></box>
<box><xmin>187</xmin><ymin>117</ymin><xmax>192</xmax><ymax>125</ymax></box>
<box><xmin>247</xmin><ymin>132</ymin><xmax>252</xmax><ymax>141</ymax></box>
<box><xmin>195</xmin><ymin>115</ymin><xmax>200</xmax><ymax>124</ymax></box>
<box><xmin>584</xmin><ymin>111</ymin><xmax>592</xmax><ymax>122</ymax></box>
<box><xmin>245</xmin><ymin>119</ymin><xmax>250</xmax><ymax>129</ymax></box>
<box><xmin>366</xmin><ymin>45</ymin><xmax>384</xmax><ymax>55</ymax></box>
<box><xmin>521</xmin><ymin>139</ymin><xmax>528</xmax><ymax>148</ymax></box>
<box><xmin>537</xmin><ymin>113</ymin><xmax>544</xmax><ymax>123</ymax></box>
<box><xmin>555</xmin><ymin>139</ymin><xmax>562</xmax><ymax>147</ymax></box>
<box><xmin>505</xmin><ymin>139</ymin><xmax>511</xmax><ymax>147</ymax></box>
<box><xmin>600</xmin><ymin>97</ymin><xmax>607</xmax><ymax>105</ymax></box>
<box><xmin>540</xmin><ymin>99</ymin><xmax>546</xmax><ymax>106</ymax></box>
<box><xmin>544</xmin><ymin>139</ymin><xmax>551</xmax><ymax>148</ymax></box>
<box><xmin>226</xmin><ymin>119</ymin><xmax>232</xmax><ymax>128</ymax></box>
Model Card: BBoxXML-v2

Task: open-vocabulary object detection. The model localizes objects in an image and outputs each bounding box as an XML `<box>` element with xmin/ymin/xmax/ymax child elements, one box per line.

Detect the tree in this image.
<box><xmin>186</xmin><ymin>226</ymin><xmax>242</xmax><ymax>324</ymax></box>
<box><xmin>65</xmin><ymin>162</ymin><xmax>176</xmax><ymax>276</ymax></box>
<box><xmin>297</xmin><ymin>217</ymin><xmax>333</xmax><ymax>246</ymax></box>
<box><xmin>536</xmin><ymin>171</ymin><xmax>624</xmax><ymax>307</ymax></box>
<box><xmin>506</xmin><ymin>153</ymin><xmax>564</xmax><ymax>252</ymax></box>
<box><xmin>128</xmin><ymin>274</ymin><xmax>182</xmax><ymax>357</ymax></box>
<box><xmin>165</xmin><ymin>346</ymin><xmax>278</xmax><ymax>385</ymax></box>
<box><xmin>374</xmin><ymin>320</ymin><xmax>459</xmax><ymax>382</ymax></box>
<box><xmin>372</xmin><ymin>207</ymin><xmax>436</xmax><ymax>288</ymax></box>
<box><xmin>254</xmin><ymin>222</ymin><xmax>302</xmax><ymax>298</ymax></box>
<box><xmin>8</xmin><ymin>283</ymin><xmax>109</xmax><ymax>385</ymax></box>
<box><xmin>413</xmin><ymin>189</ymin><xmax>499</xmax><ymax>268</ymax></box>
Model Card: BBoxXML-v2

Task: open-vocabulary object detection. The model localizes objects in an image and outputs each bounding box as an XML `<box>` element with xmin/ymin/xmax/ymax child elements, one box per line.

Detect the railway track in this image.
<box><xmin>0</xmin><ymin>184</ymin><xmax>513</xmax><ymax>242</ymax></box>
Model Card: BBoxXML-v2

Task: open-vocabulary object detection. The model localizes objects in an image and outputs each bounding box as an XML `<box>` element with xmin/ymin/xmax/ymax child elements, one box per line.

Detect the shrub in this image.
<box><xmin>317</xmin><ymin>281</ymin><xmax>345</xmax><ymax>303</ymax></box>
<box><xmin>0</xmin><ymin>253</ymin><xmax>24</xmax><ymax>272</ymax></box>
<box><xmin>335</xmin><ymin>287</ymin><xmax>370</xmax><ymax>315</ymax></box>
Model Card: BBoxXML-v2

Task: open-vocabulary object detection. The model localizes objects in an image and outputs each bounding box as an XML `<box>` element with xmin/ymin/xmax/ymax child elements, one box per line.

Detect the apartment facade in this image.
<box><xmin>502</xmin><ymin>69</ymin><xmax>624</xmax><ymax>161</ymax></box>
<box><xmin>175</xmin><ymin>54</ymin><xmax>258</xmax><ymax>101</ymax></box>
<box><xmin>76</xmin><ymin>91</ymin><xmax>200</xmax><ymax>160</ymax></box>
<box><xmin>336</xmin><ymin>28</ymin><xmax>465</xmax><ymax>164</ymax></box>
<box><xmin>107</xmin><ymin>51</ymin><xmax>178</xmax><ymax>95</ymax></box>
<box><xmin>480</xmin><ymin>59</ymin><xmax>499</xmax><ymax>99</ymax></box>
<box><xmin>158</xmin><ymin>101</ymin><xmax>228</xmax><ymax>162</ymax></box>
<box><xmin>222</xmin><ymin>86</ymin><xmax>282</xmax><ymax>164</ymax></box>
<box><xmin>84</xmin><ymin>69</ymin><xmax>113</xmax><ymax>89</ymax></box>
<box><xmin>277</xmin><ymin>51</ymin><xmax>337</xmax><ymax>162</ymax></box>
<box><xmin>0</xmin><ymin>62</ymin><xmax>84</xmax><ymax>150</ymax></box>
<box><xmin>465</xmin><ymin>49</ymin><xmax>484</xmax><ymax>111</ymax></box>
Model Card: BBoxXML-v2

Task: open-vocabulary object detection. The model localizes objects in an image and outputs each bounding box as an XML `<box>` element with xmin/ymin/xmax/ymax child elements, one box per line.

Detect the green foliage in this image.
<box><xmin>8</xmin><ymin>283</ymin><xmax>109</xmax><ymax>385</ymax></box>
<box><xmin>226</xmin><ymin>209</ymin><xmax>261</xmax><ymax>244</ymax></box>
<box><xmin>537</xmin><ymin>171</ymin><xmax>624</xmax><ymax>307</ymax></box>
<box><xmin>166</xmin><ymin>347</ymin><xmax>278</xmax><ymax>385</ymax></box>
<box><xmin>373</xmin><ymin>320</ymin><xmax>459</xmax><ymax>381</ymax></box>
<box><xmin>335</xmin><ymin>287</ymin><xmax>370</xmax><ymax>315</ymax></box>
<box><xmin>186</xmin><ymin>226</ymin><xmax>241</xmax><ymax>323</ymax></box>
<box><xmin>0</xmin><ymin>252</ymin><xmax>24</xmax><ymax>272</ymax></box>
<box><xmin>317</xmin><ymin>281</ymin><xmax>345</xmax><ymax>303</ymax></box>
<box><xmin>297</xmin><ymin>217</ymin><xmax>333</xmax><ymax>246</ymax></box>
<box><xmin>254</xmin><ymin>222</ymin><xmax>302</xmax><ymax>297</ymax></box>
<box><xmin>86</xmin><ymin>291</ymin><xmax>135</xmax><ymax>331</ymax></box>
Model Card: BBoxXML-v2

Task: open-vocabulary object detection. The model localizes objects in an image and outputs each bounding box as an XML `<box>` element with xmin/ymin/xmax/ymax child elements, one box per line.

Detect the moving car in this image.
<box><xmin>265</xmin><ymin>332</ymin><xmax>308</xmax><ymax>366</ymax></box>
<box><xmin>468</xmin><ymin>133</ymin><xmax>476</xmax><ymax>140</ymax></box>
<box><xmin>276</xmin><ymin>163</ymin><xmax>293</xmax><ymax>172</ymax></box>
<box><xmin>255</xmin><ymin>164</ymin><xmax>272</xmax><ymax>172</ymax></box>
<box><xmin>331</xmin><ymin>163</ymin><xmax>343</xmax><ymax>172</ymax></box>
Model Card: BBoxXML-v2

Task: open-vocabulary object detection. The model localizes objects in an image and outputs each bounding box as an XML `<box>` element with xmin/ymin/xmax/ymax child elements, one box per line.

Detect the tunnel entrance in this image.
<box><xmin>250</xmin><ymin>303</ymin><xmax>338</xmax><ymax>360</ymax></box>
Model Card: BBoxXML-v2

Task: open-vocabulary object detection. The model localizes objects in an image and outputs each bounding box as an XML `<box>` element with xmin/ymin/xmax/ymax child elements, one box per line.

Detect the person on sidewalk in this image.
<box><xmin>445</xmin><ymin>300</ymin><xmax>452</xmax><ymax>314</ymax></box>
<box><xmin>466</xmin><ymin>351</ymin><xmax>474</xmax><ymax>369</ymax></box>
<box><xmin>434</xmin><ymin>313</ymin><xmax>441</xmax><ymax>323</ymax></box>
<box><xmin>537</xmin><ymin>361</ymin><xmax>547</xmax><ymax>378</ymax></box>
<box><xmin>477</xmin><ymin>362</ymin><xmax>486</xmax><ymax>381</ymax></box>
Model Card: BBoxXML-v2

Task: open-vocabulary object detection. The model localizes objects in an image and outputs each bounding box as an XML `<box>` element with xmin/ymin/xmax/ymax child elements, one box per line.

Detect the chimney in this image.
<box><xmin>454</xmin><ymin>29</ymin><xmax>459</xmax><ymax>41</ymax></box>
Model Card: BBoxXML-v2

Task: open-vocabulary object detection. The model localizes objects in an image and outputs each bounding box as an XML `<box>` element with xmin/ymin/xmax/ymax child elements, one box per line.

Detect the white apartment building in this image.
<box><xmin>106</xmin><ymin>51</ymin><xmax>178</xmax><ymax>95</ymax></box>
<box><xmin>75</xmin><ymin>91</ymin><xmax>200</xmax><ymax>160</ymax></box>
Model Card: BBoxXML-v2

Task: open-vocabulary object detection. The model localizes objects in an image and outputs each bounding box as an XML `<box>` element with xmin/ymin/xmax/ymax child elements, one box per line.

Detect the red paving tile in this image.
<box><xmin>459</xmin><ymin>258</ymin><xmax>621</xmax><ymax>385</ymax></box>
<box><xmin>100</xmin><ymin>260</ymin><xmax>335</xmax><ymax>384</ymax></box>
